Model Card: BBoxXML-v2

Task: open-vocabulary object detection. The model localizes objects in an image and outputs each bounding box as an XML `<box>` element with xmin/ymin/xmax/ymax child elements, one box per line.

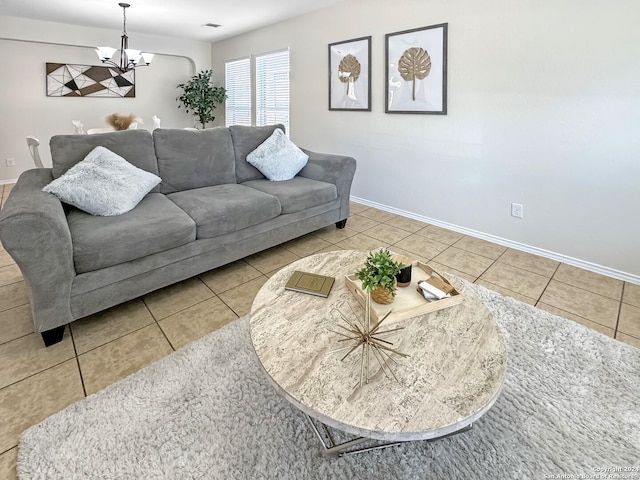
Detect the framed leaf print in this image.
<box><xmin>328</xmin><ymin>36</ymin><xmax>371</xmax><ymax>111</ymax></box>
<box><xmin>385</xmin><ymin>24</ymin><xmax>447</xmax><ymax>114</ymax></box>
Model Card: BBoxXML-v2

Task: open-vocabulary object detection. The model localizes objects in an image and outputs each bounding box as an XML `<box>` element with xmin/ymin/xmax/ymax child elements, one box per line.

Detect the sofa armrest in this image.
<box><xmin>298</xmin><ymin>149</ymin><xmax>357</xmax><ymax>221</ymax></box>
<box><xmin>0</xmin><ymin>169</ymin><xmax>75</xmax><ymax>332</ymax></box>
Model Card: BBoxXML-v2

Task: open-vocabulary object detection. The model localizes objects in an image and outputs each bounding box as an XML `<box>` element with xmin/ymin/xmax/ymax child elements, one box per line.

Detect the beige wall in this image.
<box><xmin>0</xmin><ymin>15</ymin><xmax>213</xmax><ymax>175</ymax></box>
<box><xmin>211</xmin><ymin>0</ymin><xmax>640</xmax><ymax>280</ymax></box>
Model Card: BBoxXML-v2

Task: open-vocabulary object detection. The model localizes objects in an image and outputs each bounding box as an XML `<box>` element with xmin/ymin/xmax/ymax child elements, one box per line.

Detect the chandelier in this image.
<box><xmin>95</xmin><ymin>3</ymin><xmax>154</xmax><ymax>73</ymax></box>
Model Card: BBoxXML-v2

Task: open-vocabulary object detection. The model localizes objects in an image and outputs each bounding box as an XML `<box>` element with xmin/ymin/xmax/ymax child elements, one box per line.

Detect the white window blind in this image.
<box><xmin>225</xmin><ymin>57</ymin><xmax>251</xmax><ymax>127</ymax></box>
<box><xmin>255</xmin><ymin>49</ymin><xmax>290</xmax><ymax>133</ymax></box>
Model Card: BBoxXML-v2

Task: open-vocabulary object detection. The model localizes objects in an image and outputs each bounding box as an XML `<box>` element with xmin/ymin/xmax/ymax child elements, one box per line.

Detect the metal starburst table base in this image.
<box><xmin>305</xmin><ymin>414</ymin><xmax>474</xmax><ymax>457</ymax></box>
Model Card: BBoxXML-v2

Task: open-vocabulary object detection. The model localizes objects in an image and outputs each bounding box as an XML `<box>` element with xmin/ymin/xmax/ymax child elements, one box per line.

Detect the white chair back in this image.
<box><xmin>26</xmin><ymin>136</ymin><xmax>44</xmax><ymax>168</ymax></box>
<box><xmin>71</xmin><ymin>120</ymin><xmax>85</xmax><ymax>134</ymax></box>
<box><xmin>86</xmin><ymin>127</ymin><xmax>116</xmax><ymax>135</ymax></box>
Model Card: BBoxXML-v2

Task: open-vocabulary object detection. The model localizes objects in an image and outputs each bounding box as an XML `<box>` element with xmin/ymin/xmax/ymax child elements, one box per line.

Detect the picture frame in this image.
<box><xmin>46</xmin><ymin>63</ymin><xmax>135</xmax><ymax>98</ymax></box>
<box><xmin>328</xmin><ymin>36</ymin><xmax>371</xmax><ymax>111</ymax></box>
<box><xmin>385</xmin><ymin>23</ymin><xmax>447</xmax><ymax>114</ymax></box>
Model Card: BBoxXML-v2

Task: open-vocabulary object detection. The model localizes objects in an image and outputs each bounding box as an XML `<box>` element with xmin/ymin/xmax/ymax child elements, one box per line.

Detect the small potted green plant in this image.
<box><xmin>357</xmin><ymin>249</ymin><xmax>405</xmax><ymax>304</ymax></box>
<box><xmin>176</xmin><ymin>70</ymin><xmax>227</xmax><ymax>129</ymax></box>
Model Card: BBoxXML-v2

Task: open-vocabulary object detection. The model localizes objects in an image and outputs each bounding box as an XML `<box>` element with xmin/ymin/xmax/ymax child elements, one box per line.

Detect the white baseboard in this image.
<box><xmin>0</xmin><ymin>178</ymin><xmax>17</xmax><ymax>185</ymax></box>
<box><xmin>351</xmin><ymin>196</ymin><xmax>640</xmax><ymax>285</ymax></box>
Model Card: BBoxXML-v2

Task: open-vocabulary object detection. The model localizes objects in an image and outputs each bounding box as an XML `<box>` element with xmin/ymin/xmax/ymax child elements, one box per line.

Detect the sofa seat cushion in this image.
<box><xmin>242</xmin><ymin>177</ymin><xmax>337</xmax><ymax>214</ymax></box>
<box><xmin>68</xmin><ymin>193</ymin><xmax>196</xmax><ymax>274</ymax></box>
<box><xmin>167</xmin><ymin>184</ymin><xmax>282</xmax><ymax>239</ymax></box>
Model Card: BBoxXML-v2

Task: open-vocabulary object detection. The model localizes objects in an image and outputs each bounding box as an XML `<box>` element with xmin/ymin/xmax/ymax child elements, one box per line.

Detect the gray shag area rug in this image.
<box><xmin>18</xmin><ymin>280</ymin><xmax>640</xmax><ymax>479</ymax></box>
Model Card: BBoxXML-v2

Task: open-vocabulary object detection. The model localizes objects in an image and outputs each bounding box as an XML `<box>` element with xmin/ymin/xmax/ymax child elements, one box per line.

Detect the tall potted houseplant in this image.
<box><xmin>176</xmin><ymin>70</ymin><xmax>227</xmax><ymax>129</ymax></box>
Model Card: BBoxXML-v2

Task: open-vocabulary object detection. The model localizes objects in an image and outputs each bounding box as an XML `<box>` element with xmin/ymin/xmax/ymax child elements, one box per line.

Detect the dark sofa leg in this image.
<box><xmin>41</xmin><ymin>325</ymin><xmax>65</xmax><ymax>347</ymax></box>
<box><xmin>335</xmin><ymin>219</ymin><xmax>347</xmax><ymax>229</ymax></box>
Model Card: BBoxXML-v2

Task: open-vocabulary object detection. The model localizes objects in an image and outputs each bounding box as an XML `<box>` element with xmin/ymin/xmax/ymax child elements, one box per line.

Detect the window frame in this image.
<box><xmin>224</xmin><ymin>48</ymin><xmax>290</xmax><ymax>133</ymax></box>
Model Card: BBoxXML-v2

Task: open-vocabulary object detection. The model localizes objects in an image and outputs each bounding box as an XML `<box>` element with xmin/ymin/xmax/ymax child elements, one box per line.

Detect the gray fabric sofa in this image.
<box><xmin>0</xmin><ymin>125</ymin><xmax>356</xmax><ymax>346</ymax></box>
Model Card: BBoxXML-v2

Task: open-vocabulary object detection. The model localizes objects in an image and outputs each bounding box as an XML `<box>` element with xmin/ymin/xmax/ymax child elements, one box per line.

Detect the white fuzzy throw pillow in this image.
<box><xmin>42</xmin><ymin>146</ymin><xmax>161</xmax><ymax>216</ymax></box>
<box><xmin>246</xmin><ymin>128</ymin><xmax>309</xmax><ymax>181</ymax></box>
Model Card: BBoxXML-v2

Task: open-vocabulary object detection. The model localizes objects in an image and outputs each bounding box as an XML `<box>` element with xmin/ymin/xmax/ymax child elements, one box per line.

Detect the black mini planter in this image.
<box><xmin>395</xmin><ymin>264</ymin><xmax>412</xmax><ymax>287</ymax></box>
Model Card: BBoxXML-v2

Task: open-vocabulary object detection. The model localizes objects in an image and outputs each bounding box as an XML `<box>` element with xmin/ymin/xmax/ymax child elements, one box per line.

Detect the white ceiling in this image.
<box><xmin>0</xmin><ymin>0</ymin><xmax>344</xmax><ymax>42</ymax></box>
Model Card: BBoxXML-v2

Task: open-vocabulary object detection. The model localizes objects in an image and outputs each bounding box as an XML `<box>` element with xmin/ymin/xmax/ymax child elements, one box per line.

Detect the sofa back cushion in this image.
<box><xmin>153</xmin><ymin>128</ymin><xmax>236</xmax><ymax>194</ymax></box>
<box><xmin>50</xmin><ymin>130</ymin><xmax>160</xmax><ymax>192</ymax></box>
<box><xmin>229</xmin><ymin>124</ymin><xmax>284</xmax><ymax>183</ymax></box>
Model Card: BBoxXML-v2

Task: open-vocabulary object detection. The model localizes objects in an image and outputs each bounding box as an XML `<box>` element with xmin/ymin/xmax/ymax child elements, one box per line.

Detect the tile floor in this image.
<box><xmin>0</xmin><ymin>195</ymin><xmax>639</xmax><ymax>477</ymax></box>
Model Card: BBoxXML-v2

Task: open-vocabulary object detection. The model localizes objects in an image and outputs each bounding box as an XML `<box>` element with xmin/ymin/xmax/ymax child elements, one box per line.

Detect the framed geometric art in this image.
<box><xmin>328</xmin><ymin>36</ymin><xmax>371</xmax><ymax>111</ymax></box>
<box><xmin>46</xmin><ymin>63</ymin><xmax>135</xmax><ymax>98</ymax></box>
<box><xmin>385</xmin><ymin>23</ymin><xmax>447</xmax><ymax>114</ymax></box>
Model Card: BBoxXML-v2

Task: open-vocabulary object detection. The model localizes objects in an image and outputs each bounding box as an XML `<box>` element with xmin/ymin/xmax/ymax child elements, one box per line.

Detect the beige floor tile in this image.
<box><xmin>70</xmin><ymin>299</ymin><xmax>155</xmax><ymax>355</ymax></box>
<box><xmin>384</xmin><ymin>216</ymin><xmax>428</xmax><ymax>233</ymax></box>
<box><xmin>416</xmin><ymin>225</ymin><xmax>465</xmax><ymax>245</ymax></box>
<box><xmin>0</xmin><ymin>265</ymin><xmax>21</xmax><ymax>288</ymax></box>
<box><xmin>0</xmin><ymin>250</ymin><xmax>14</xmax><ymax>268</ymax></box>
<box><xmin>393</xmin><ymin>234</ymin><xmax>448</xmax><ymax>261</ymax></box>
<box><xmin>265</xmin><ymin>246</ymin><xmax>344</xmax><ymax>276</ymax></box>
<box><xmin>218</xmin><ymin>276</ymin><xmax>269</xmax><ymax>317</ymax></box>
<box><xmin>617</xmin><ymin>303</ymin><xmax>640</xmax><ymax>338</ymax></box>
<box><xmin>388</xmin><ymin>247</ymin><xmax>430</xmax><ymax>264</ymax></box>
<box><xmin>426</xmin><ymin>261</ymin><xmax>477</xmax><ymax>283</ymax></box>
<box><xmin>264</xmin><ymin>269</ymin><xmax>279</xmax><ymax>278</ymax></box>
<box><xmin>245</xmin><ymin>246</ymin><xmax>300</xmax><ymax>274</ymax></box>
<box><xmin>311</xmin><ymin>225</ymin><xmax>357</xmax><ymax>244</ymax></box>
<box><xmin>615</xmin><ymin>332</ymin><xmax>640</xmax><ymax>349</ymax></box>
<box><xmin>498</xmin><ymin>249</ymin><xmax>559</xmax><ymax>278</ymax></box>
<box><xmin>0</xmin><ymin>304</ymin><xmax>33</xmax><ymax>344</ymax></box>
<box><xmin>538</xmin><ymin>280</ymin><xmax>620</xmax><ymax>329</ymax></box>
<box><xmin>536</xmin><ymin>302</ymin><xmax>615</xmax><ymax>337</ymax></box>
<box><xmin>335</xmin><ymin>232</ymin><xmax>385</xmax><ymax>252</ymax></box>
<box><xmin>357</xmin><ymin>207</ymin><xmax>397</xmax><ymax>223</ymax></box>
<box><xmin>622</xmin><ymin>282</ymin><xmax>640</xmax><ymax>307</ymax></box>
<box><xmin>433</xmin><ymin>247</ymin><xmax>495</xmax><ymax>278</ymax></box>
<box><xmin>0</xmin><ymin>447</ymin><xmax>17</xmax><ymax>480</ymax></box>
<box><xmin>312</xmin><ymin>245</ymin><xmax>345</xmax><ymax>256</ymax></box>
<box><xmin>345</xmin><ymin>214</ymin><xmax>379</xmax><ymax>233</ymax></box>
<box><xmin>78</xmin><ymin>324</ymin><xmax>173</xmax><ymax>395</ymax></box>
<box><xmin>0</xmin><ymin>282</ymin><xmax>29</xmax><ymax>313</ymax></box>
<box><xmin>282</xmin><ymin>234</ymin><xmax>333</xmax><ymax>257</ymax></box>
<box><xmin>349</xmin><ymin>202</ymin><xmax>369</xmax><ymax>214</ymax></box>
<box><xmin>0</xmin><ymin>331</ymin><xmax>75</xmax><ymax>389</ymax></box>
<box><xmin>199</xmin><ymin>260</ymin><xmax>263</xmax><ymax>294</ymax></box>
<box><xmin>362</xmin><ymin>223</ymin><xmax>411</xmax><ymax>245</ymax></box>
<box><xmin>475</xmin><ymin>279</ymin><xmax>537</xmax><ymax>306</ymax></box>
<box><xmin>0</xmin><ymin>359</ymin><xmax>84</xmax><ymax>453</ymax></box>
<box><xmin>453</xmin><ymin>236</ymin><xmax>507</xmax><ymax>260</ymax></box>
<box><xmin>143</xmin><ymin>278</ymin><xmax>214</xmax><ymax>320</ymax></box>
<box><xmin>159</xmin><ymin>297</ymin><xmax>238</xmax><ymax>350</ymax></box>
<box><xmin>479</xmin><ymin>262</ymin><xmax>549</xmax><ymax>299</ymax></box>
<box><xmin>553</xmin><ymin>264</ymin><xmax>623</xmax><ymax>300</ymax></box>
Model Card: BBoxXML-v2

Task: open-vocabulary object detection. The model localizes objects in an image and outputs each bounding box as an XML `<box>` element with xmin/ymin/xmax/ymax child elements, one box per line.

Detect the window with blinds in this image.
<box><xmin>225</xmin><ymin>57</ymin><xmax>251</xmax><ymax>127</ymax></box>
<box><xmin>255</xmin><ymin>49</ymin><xmax>290</xmax><ymax>133</ymax></box>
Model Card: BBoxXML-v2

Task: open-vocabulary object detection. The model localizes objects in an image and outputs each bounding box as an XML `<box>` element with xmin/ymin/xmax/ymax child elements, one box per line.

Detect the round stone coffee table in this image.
<box><xmin>249</xmin><ymin>250</ymin><xmax>507</xmax><ymax>456</ymax></box>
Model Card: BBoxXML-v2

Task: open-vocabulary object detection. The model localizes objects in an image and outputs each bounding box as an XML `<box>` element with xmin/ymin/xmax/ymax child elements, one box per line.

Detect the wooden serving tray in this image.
<box><xmin>344</xmin><ymin>261</ymin><xmax>464</xmax><ymax>323</ymax></box>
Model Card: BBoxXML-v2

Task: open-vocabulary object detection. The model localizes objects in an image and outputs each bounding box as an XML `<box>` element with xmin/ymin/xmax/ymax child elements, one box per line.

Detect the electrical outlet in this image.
<box><xmin>5</xmin><ymin>158</ymin><xmax>15</xmax><ymax>167</ymax></box>
<box><xmin>511</xmin><ymin>203</ymin><xmax>523</xmax><ymax>218</ymax></box>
